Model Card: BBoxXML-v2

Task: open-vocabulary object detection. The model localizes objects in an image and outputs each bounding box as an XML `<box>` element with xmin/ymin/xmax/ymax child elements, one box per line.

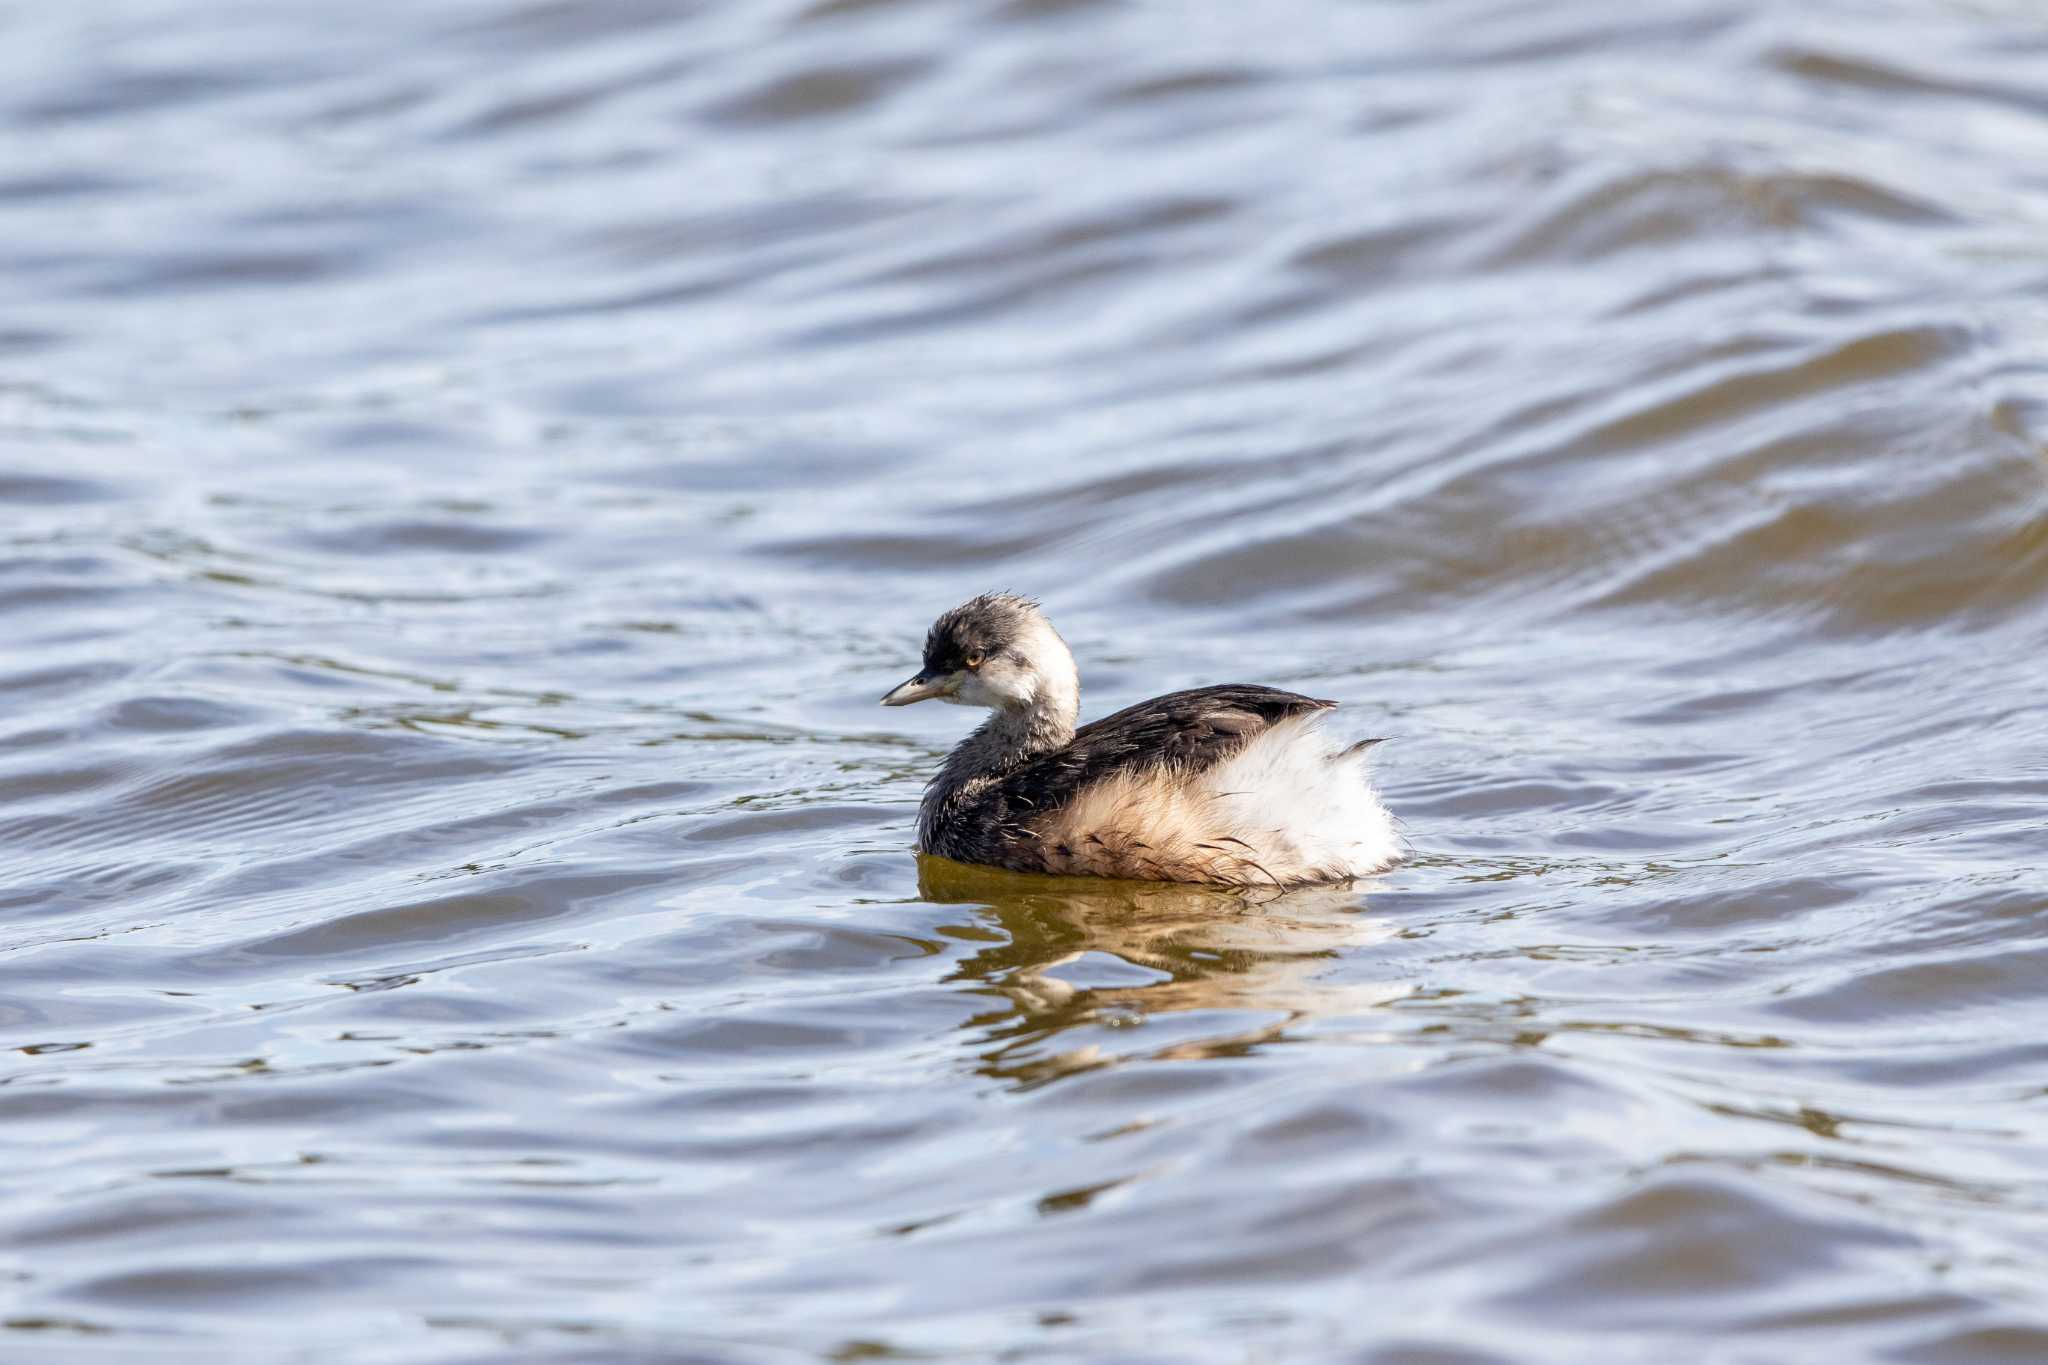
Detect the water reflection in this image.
<box><xmin>917</xmin><ymin>856</ymin><xmax>1408</xmax><ymax>1086</ymax></box>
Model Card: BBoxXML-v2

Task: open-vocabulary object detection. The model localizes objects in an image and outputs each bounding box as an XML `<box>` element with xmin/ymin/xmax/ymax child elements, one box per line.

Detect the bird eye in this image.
<box><xmin>965</xmin><ymin>653</ymin><xmax>983</xmax><ymax>670</ymax></box>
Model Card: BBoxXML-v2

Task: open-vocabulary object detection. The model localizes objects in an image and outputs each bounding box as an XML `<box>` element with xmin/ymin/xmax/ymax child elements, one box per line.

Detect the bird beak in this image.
<box><xmin>880</xmin><ymin>671</ymin><xmax>953</xmax><ymax>706</ymax></box>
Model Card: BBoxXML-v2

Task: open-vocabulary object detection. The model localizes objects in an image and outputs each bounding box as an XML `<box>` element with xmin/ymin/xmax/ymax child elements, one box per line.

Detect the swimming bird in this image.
<box><xmin>881</xmin><ymin>594</ymin><xmax>1400</xmax><ymax>886</ymax></box>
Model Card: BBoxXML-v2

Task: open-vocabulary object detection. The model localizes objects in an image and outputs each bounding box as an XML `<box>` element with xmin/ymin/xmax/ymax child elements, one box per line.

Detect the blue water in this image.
<box><xmin>4</xmin><ymin>2</ymin><xmax>2047</xmax><ymax>1361</ymax></box>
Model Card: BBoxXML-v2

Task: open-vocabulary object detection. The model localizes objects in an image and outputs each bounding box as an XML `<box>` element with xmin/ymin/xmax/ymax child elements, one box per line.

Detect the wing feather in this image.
<box><xmin>999</xmin><ymin>684</ymin><xmax>1333</xmax><ymax>813</ymax></box>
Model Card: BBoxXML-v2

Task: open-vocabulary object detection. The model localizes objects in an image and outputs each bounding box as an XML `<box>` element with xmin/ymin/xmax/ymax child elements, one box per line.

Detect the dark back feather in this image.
<box><xmin>920</xmin><ymin>684</ymin><xmax>1334</xmax><ymax>867</ymax></box>
<box><xmin>1046</xmin><ymin>684</ymin><xmax>1334</xmax><ymax>793</ymax></box>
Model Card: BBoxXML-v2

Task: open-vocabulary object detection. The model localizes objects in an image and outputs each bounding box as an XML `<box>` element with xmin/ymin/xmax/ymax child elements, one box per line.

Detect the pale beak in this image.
<box><xmin>880</xmin><ymin>670</ymin><xmax>954</xmax><ymax>706</ymax></box>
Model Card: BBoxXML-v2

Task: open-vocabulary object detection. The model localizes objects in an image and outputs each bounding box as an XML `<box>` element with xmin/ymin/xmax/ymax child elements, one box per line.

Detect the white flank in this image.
<box><xmin>1033</xmin><ymin>714</ymin><xmax>1402</xmax><ymax>886</ymax></box>
<box><xmin>1198</xmin><ymin>716</ymin><xmax>1402</xmax><ymax>883</ymax></box>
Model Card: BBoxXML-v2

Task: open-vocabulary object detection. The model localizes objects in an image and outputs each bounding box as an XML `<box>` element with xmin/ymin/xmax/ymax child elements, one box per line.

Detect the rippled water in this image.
<box><xmin>5</xmin><ymin>2</ymin><xmax>2048</xmax><ymax>1361</ymax></box>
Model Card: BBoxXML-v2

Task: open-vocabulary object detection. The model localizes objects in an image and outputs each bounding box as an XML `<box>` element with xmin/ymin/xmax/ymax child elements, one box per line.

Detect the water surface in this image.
<box><xmin>3</xmin><ymin>1</ymin><xmax>2048</xmax><ymax>1361</ymax></box>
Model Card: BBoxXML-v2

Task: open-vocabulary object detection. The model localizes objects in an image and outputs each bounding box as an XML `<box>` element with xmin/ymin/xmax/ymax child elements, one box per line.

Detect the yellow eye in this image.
<box><xmin>965</xmin><ymin>653</ymin><xmax>983</xmax><ymax>670</ymax></box>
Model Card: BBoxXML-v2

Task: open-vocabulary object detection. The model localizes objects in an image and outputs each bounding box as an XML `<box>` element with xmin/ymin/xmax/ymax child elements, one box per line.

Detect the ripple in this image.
<box><xmin>1483</xmin><ymin>165</ymin><xmax>1957</xmax><ymax>266</ymax></box>
<box><xmin>0</xmin><ymin>472</ymin><xmax>116</xmax><ymax>504</ymax></box>
<box><xmin>1492</xmin><ymin>1174</ymin><xmax>1916</xmax><ymax>1325</ymax></box>
<box><xmin>705</xmin><ymin>56</ymin><xmax>933</xmax><ymax>126</ymax></box>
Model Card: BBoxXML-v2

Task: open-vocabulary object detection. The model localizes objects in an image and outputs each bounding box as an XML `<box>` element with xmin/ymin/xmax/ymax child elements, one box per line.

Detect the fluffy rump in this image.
<box><xmin>1030</xmin><ymin>716</ymin><xmax>1401</xmax><ymax>886</ymax></box>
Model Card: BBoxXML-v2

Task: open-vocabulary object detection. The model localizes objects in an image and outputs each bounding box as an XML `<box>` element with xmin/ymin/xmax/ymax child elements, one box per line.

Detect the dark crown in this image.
<box><xmin>923</xmin><ymin>593</ymin><xmax>1040</xmax><ymax>673</ymax></box>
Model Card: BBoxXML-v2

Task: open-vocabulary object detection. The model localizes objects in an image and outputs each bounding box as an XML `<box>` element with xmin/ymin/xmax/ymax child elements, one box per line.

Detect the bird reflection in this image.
<box><xmin>916</xmin><ymin>855</ymin><xmax>1408</xmax><ymax>1087</ymax></box>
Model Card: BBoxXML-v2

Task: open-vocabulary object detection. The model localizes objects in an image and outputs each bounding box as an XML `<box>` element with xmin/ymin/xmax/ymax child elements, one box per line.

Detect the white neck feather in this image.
<box><xmin>1004</xmin><ymin>614</ymin><xmax>1079</xmax><ymax>751</ymax></box>
<box><xmin>942</xmin><ymin>614</ymin><xmax>1080</xmax><ymax>783</ymax></box>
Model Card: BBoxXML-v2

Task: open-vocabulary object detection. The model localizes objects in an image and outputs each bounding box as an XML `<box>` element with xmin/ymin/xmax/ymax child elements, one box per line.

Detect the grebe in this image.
<box><xmin>881</xmin><ymin>594</ymin><xmax>1400</xmax><ymax>886</ymax></box>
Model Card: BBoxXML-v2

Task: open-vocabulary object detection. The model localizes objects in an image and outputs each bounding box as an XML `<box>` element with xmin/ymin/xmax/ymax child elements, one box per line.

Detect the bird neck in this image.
<box><xmin>936</xmin><ymin>688</ymin><xmax>1078</xmax><ymax>802</ymax></box>
<box><xmin>926</xmin><ymin>632</ymin><xmax>1082</xmax><ymax>829</ymax></box>
<box><xmin>998</xmin><ymin>639</ymin><xmax>1082</xmax><ymax>761</ymax></box>
<box><xmin>975</xmin><ymin>693</ymin><xmax>1077</xmax><ymax>763</ymax></box>
<box><xmin>919</xmin><ymin>669</ymin><xmax>1079</xmax><ymax>853</ymax></box>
